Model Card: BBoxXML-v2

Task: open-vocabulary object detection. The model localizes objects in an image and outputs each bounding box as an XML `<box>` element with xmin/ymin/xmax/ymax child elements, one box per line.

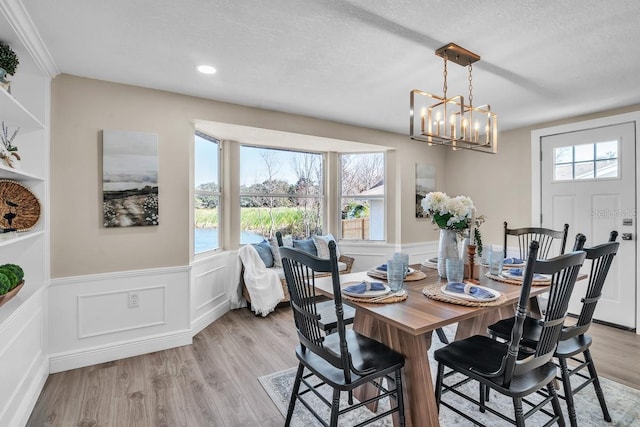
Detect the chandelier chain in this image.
<box><xmin>443</xmin><ymin>53</ymin><xmax>448</xmax><ymax>99</ymax></box>
<box><xmin>467</xmin><ymin>62</ymin><xmax>473</xmax><ymax>107</ymax></box>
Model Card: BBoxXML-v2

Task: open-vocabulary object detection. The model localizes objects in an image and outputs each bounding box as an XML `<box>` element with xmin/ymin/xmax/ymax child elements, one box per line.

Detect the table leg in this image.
<box><xmin>353</xmin><ymin>311</ymin><xmax>440</xmax><ymax>427</ymax></box>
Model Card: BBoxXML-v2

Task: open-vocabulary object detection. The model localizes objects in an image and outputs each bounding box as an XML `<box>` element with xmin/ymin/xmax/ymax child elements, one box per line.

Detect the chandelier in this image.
<box><xmin>410</xmin><ymin>43</ymin><xmax>498</xmax><ymax>153</ymax></box>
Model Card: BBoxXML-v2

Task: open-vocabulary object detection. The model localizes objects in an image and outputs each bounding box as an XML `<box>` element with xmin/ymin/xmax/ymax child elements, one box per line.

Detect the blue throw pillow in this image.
<box><xmin>252</xmin><ymin>240</ymin><xmax>274</xmax><ymax>268</ymax></box>
<box><xmin>293</xmin><ymin>239</ymin><xmax>318</xmax><ymax>256</ymax></box>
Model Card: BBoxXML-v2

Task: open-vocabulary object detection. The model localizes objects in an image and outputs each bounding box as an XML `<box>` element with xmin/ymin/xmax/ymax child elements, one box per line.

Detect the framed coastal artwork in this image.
<box><xmin>415</xmin><ymin>163</ymin><xmax>436</xmax><ymax>218</ymax></box>
<box><xmin>102</xmin><ymin>129</ymin><xmax>159</xmax><ymax>227</ymax></box>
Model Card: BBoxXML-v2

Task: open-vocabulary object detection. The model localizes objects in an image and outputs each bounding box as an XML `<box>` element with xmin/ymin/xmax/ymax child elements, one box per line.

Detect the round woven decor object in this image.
<box><xmin>342</xmin><ymin>292</ymin><xmax>408</xmax><ymax>304</ymax></box>
<box><xmin>422</xmin><ymin>283</ymin><xmax>507</xmax><ymax>307</ymax></box>
<box><xmin>485</xmin><ymin>272</ymin><xmax>550</xmax><ymax>287</ymax></box>
<box><xmin>0</xmin><ymin>180</ymin><xmax>40</xmax><ymax>231</ymax></box>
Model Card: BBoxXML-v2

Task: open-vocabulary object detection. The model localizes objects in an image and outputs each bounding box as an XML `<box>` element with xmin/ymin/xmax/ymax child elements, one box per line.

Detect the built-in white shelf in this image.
<box><xmin>0</xmin><ymin>164</ymin><xmax>44</xmax><ymax>181</ymax></box>
<box><xmin>0</xmin><ymin>230</ymin><xmax>44</xmax><ymax>248</ymax></box>
<box><xmin>0</xmin><ymin>88</ymin><xmax>45</xmax><ymax>130</ymax></box>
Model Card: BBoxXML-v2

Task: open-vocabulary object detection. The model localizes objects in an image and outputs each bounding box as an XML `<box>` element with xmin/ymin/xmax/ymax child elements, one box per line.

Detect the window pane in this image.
<box><xmin>194</xmin><ymin>134</ymin><xmax>220</xmax><ymax>253</ymax></box>
<box><xmin>596</xmin><ymin>159</ymin><xmax>618</xmax><ymax>178</ymax></box>
<box><xmin>240</xmin><ymin>146</ymin><xmax>324</xmax><ymax>242</ymax></box>
<box><xmin>574</xmin><ymin>161</ymin><xmax>594</xmax><ymax>179</ymax></box>
<box><xmin>340</xmin><ymin>198</ymin><xmax>384</xmax><ymax>241</ymax></box>
<box><xmin>195</xmin><ymin>134</ymin><xmax>219</xmax><ymax>189</ymax></box>
<box><xmin>596</xmin><ymin>140</ymin><xmax>617</xmax><ymax>160</ymax></box>
<box><xmin>554</xmin><ymin>163</ymin><xmax>573</xmax><ymax>181</ymax></box>
<box><xmin>341</xmin><ymin>153</ymin><xmax>384</xmax><ymax>195</ymax></box>
<box><xmin>195</xmin><ymin>197</ymin><xmax>219</xmax><ymax>253</ymax></box>
<box><xmin>240</xmin><ymin>146</ymin><xmax>322</xmax><ymax>195</ymax></box>
<box><xmin>240</xmin><ymin>196</ymin><xmax>323</xmax><ymax>243</ymax></box>
<box><xmin>574</xmin><ymin>143</ymin><xmax>594</xmax><ymax>162</ymax></box>
<box><xmin>554</xmin><ymin>146</ymin><xmax>573</xmax><ymax>164</ymax></box>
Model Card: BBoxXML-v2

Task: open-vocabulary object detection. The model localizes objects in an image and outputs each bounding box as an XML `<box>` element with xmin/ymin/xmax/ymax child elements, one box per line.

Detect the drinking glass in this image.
<box><xmin>446</xmin><ymin>258</ymin><xmax>464</xmax><ymax>283</ymax></box>
<box><xmin>488</xmin><ymin>249</ymin><xmax>504</xmax><ymax>275</ymax></box>
<box><xmin>393</xmin><ymin>252</ymin><xmax>410</xmax><ymax>278</ymax></box>
<box><xmin>481</xmin><ymin>244</ymin><xmax>492</xmax><ymax>265</ymax></box>
<box><xmin>387</xmin><ymin>258</ymin><xmax>405</xmax><ymax>291</ymax></box>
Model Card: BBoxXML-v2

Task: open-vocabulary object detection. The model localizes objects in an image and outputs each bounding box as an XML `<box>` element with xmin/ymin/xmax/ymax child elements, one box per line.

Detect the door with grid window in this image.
<box><xmin>540</xmin><ymin>122</ymin><xmax>636</xmax><ymax>328</ymax></box>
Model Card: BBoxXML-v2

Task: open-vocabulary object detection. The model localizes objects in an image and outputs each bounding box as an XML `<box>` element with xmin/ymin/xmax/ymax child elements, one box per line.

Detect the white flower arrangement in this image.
<box><xmin>421</xmin><ymin>191</ymin><xmax>475</xmax><ymax>231</ymax></box>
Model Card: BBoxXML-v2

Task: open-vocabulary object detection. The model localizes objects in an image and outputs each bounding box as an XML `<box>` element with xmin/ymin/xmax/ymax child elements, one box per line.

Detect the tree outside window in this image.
<box><xmin>240</xmin><ymin>146</ymin><xmax>324</xmax><ymax>243</ymax></box>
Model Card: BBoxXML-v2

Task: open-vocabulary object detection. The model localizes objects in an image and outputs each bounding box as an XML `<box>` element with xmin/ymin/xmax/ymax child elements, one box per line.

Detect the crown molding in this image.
<box><xmin>0</xmin><ymin>0</ymin><xmax>59</xmax><ymax>78</ymax></box>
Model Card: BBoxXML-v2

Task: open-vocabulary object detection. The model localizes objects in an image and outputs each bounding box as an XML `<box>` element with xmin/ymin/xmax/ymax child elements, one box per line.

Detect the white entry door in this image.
<box><xmin>540</xmin><ymin>122</ymin><xmax>636</xmax><ymax>328</ymax></box>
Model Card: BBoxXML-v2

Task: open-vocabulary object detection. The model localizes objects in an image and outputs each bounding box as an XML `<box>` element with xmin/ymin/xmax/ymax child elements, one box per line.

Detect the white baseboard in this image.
<box><xmin>49</xmin><ymin>329</ymin><xmax>192</xmax><ymax>374</ymax></box>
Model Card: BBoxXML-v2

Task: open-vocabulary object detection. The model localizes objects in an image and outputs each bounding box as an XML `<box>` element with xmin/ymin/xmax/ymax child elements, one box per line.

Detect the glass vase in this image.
<box><xmin>437</xmin><ymin>229</ymin><xmax>459</xmax><ymax>278</ymax></box>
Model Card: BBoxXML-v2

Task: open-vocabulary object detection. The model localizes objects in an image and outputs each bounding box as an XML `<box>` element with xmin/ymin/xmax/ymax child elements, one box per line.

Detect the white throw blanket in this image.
<box><xmin>238</xmin><ymin>245</ymin><xmax>284</xmax><ymax>317</ymax></box>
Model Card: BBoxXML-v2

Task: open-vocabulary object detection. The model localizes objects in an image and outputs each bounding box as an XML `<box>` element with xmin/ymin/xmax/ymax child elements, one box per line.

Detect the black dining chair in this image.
<box><xmin>488</xmin><ymin>231</ymin><xmax>619</xmax><ymax>427</ymax></box>
<box><xmin>280</xmin><ymin>241</ymin><xmax>406</xmax><ymax>426</ymax></box>
<box><xmin>434</xmin><ymin>241</ymin><xmax>586</xmax><ymax>426</ymax></box>
<box><xmin>504</xmin><ymin>221</ymin><xmax>569</xmax><ymax>260</ymax></box>
<box><xmin>275</xmin><ymin>231</ymin><xmax>355</xmax><ymax>334</ymax></box>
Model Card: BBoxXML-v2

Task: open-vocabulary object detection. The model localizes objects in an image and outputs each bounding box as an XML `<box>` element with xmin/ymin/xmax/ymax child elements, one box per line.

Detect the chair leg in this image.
<box><xmin>285</xmin><ymin>363</ymin><xmax>304</xmax><ymax>426</ymax></box>
<box><xmin>435</xmin><ymin>363</ymin><xmax>444</xmax><ymax>411</ymax></box>
<box><xmin>547</xmin><ymin>381</ymin><xmax>566</xmax><ymax>427</ymax></box>
<box><xmin>584</xmin><ymin>349</ymin><xmax>612</xmax><ymax>422</ymax></box>
<box><xmin>394</xmin><ymin>369</ymin><xmax>406</xmax><ymax>427</ymax></box>
<box><xmin>329</xmin><ymin>388</ymin><xmax>340</xmax><ymax>427</ymax></box>
<box><xmin>513</xmin><ymin>397</ymin><xmax>525</xmax><ymax>427</ymax></box>
<box><xmin>435</xmin><ymin>327</ymin><xmax>449</xmax><ymax>344</ymax></box>
<box><xmin>558</xmin><ymin>358</ymin><xmax>578</xmax><ymax>427</ymax></box>
<box><xmin>479</xmin><ymin>382</ymin><xmax>486</xmax><ymax>413</ymax></box>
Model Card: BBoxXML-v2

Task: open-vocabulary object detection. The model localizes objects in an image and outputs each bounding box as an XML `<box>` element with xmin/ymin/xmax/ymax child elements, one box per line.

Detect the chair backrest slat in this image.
<box><xmin>504</xmin><ymin>241</ymin><xmax>586</xmax><ymax>384</ymax></box>
<box><xmin>565</xmin><ymin>231</ymin><xmax>619</xmax><ymax>339</ymax></box>
<box><xmin>279</xmin><ymin>241</ymin><xmax>351</xmax><ymax>377</ymax></box>
<box><xmin>504</xmin><ymin>222</ymin><xmax>569</xmax><ymax>260</ymax></box>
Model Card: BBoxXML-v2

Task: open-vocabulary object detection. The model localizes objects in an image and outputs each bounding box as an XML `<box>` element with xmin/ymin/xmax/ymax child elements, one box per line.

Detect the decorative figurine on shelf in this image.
<box><xmin>0</xmin><ymin>41</ymin><xmax>19</xmax><ymax>93</ymax></box>
<box><xmin>0</xmin><ymin>121</ymin><xmax>20</xmax><ymax>168</ymax></box>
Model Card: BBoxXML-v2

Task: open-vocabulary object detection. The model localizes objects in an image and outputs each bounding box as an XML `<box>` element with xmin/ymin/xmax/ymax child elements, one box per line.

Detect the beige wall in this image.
<box><xmin>445</xmin><ymin>104</ymin><xmax>640</xmax><ymax>246</ymax></box>
<box><xmin>51</xmin><ymin>74</ymin><xmax>446</xmax><ymax>277</ymax></box>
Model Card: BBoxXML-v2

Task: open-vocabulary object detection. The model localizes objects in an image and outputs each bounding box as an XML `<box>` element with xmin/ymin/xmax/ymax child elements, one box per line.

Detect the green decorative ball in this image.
<box><xmin>0</xmin><ymin>273</ymin><xmax>10</xmax><ymax>295</ymax></box>
<box><xmin>1</xmin><ymin>264</ymin><xmax>23</xmax><ymax>282</ymax></box>
<box><xmin>0</xmin><ymin>268</ymin><xmax>18</xmax><ymax>289</ymax></box>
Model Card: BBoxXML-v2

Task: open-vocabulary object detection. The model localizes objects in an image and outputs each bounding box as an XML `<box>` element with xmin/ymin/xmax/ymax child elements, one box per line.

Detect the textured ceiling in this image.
<box><xmin>15</xmin><ymin>0</ymin><xmax>640</xmax><ymax>137</ymax></box>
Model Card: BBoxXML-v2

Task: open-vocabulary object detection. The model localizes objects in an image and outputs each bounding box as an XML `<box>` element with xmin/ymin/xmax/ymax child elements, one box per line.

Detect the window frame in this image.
<box><xmin>194</xmin><ymin>131</ymin><xmax>222</xmax><ymax>254</ymax></box>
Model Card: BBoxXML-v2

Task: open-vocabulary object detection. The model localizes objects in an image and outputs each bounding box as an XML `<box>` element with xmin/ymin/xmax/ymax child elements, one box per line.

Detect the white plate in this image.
<box><xmin>440</xmin><ymin>284</ymin><xmax>501</xmax><ymax>302</ymax></box>
<box><xmin>501</xmin><ymin>270</ymin><xmax>550</xmax><ymax>282</ymax></box>
<box><xmin>373</xmin><ymin>266</ymin><xmax>416</xmax><ymax>275</ymax></box>
<box><xmin>342</xmin><ymin>281</ymin><xmax>390</xmax><ymax>298</ymax></box>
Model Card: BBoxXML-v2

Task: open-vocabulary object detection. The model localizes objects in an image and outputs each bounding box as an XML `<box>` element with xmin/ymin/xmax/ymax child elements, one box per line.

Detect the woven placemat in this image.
<box><xmin>366</xmin><ymin>270</ymin><xmax>427</xmax><ymax>282</ymax></box>
<box><xmin>422</xmin><ymin>283</ymin><xmax>507</xmax><ymax>307</ymax></box>
<box><xmin>485</xmin><ymin>272</ymin><xmax>551</xmax><ymax>287</ymax></box>
<box><xmin>342</xmin><ymin>291</ymin><xmax>408</xmax><ymax>304</ymax></box>
<box><xmin>404</xmin><ymin>270</ymin><xmax>426</xmax><ymax>281</ymax></box>
<box><xmin>420</xmin><ymin>257</ymin><xmax>438</xmax><ymax>270</ymax></box>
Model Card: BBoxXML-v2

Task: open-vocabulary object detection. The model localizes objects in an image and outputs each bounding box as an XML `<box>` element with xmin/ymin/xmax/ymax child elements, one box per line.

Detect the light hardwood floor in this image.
<box><xmin>27</xmin><ymin>306</ymin><xmax>639</xmax><ymax>426</ymax></box>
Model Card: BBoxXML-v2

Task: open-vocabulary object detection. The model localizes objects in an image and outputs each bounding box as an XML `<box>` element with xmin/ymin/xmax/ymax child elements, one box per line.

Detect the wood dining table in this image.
<box><xmin>312</xmin><ymin>264</ymin><xmax>552</xmax><ymax>427</ymax></box>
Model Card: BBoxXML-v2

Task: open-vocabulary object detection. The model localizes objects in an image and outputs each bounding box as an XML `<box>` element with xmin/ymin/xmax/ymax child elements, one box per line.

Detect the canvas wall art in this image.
<box><xmin>415</xmin><ymin>163</ymin><xmax>436</xmax><ymax>218</ymax></box>
<box><xmin>102</xmin><ymin>129</ymin><xmax>159</xmax><ymax>227</ymax></box>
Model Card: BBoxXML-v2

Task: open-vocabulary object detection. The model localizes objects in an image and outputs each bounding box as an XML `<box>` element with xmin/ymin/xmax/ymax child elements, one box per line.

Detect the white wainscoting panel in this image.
<box><xmin>49</xmin><ymin>266</ymin><xmax>191</xmax><ymax>373</ymax></box>
<box><xmin>339</xmin><ymin>240</ymin><xmax>438</xmax><ymax>271</ymax></box>
<box><xmin>190</xmin><ymin>251</ymin><xmax>235</xmax><ymax>335</ymax></box>
<box><xmin>0</xmin><ymin>287</ymin><xmax>48</xmax><ymax>427</ymax></box>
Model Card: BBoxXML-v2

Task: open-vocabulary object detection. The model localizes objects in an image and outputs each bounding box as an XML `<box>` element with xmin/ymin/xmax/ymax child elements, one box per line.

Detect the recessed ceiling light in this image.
<box><xmin>197</xmin><ymin>65</ymin><xmax>217</xmax><ymax>75</ymax></box>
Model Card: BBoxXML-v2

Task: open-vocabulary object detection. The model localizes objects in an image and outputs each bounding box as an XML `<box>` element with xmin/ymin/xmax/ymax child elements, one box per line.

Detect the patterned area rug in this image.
<box><xmin>258</xmin><ymin>326</ymin><xmax>640</xmax><ymax>426</ymax></box>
